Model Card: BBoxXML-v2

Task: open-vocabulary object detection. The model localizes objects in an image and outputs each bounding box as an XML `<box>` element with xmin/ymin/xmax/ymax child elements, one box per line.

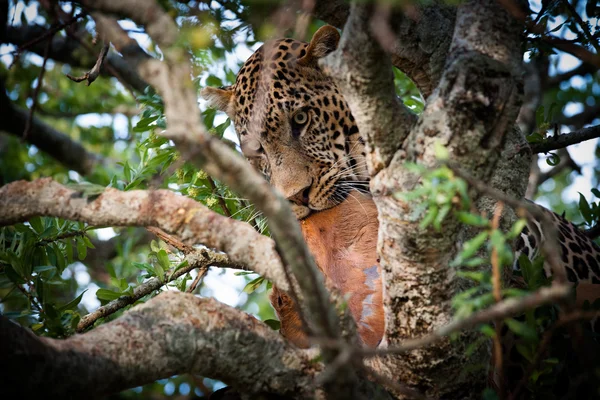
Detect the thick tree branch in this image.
<box><xmin>361</xmin><ymin>0</ymin><xmax>524</xmax><ymax>396</ymax></box>
<box><xmin>0</xmin><ymin>178</ymin><xmax>289</xmax><ymax>292</ymax></box>
<box><xmin>320</xmin><ymin>3</ymin><xmax>417</xmax><ymax>175</ymax></box>
<box><xmin>0</xmin><ymin>292</ymin><xmax>321</xmax><ymax>399</ymax></box>
<box><xmin>313</xmin><ymin>0</ymin><xmax>455</xmax><ymax>98</ymax></box>
<box><xmin>1</xmin><ymin>82</ymin><xmax>104</xmax><ymax>175</ymax></box>
<box><xmin>530</xmin><ymin>124</ymin><xmax>600</xmax><ymax>153</ymax></box>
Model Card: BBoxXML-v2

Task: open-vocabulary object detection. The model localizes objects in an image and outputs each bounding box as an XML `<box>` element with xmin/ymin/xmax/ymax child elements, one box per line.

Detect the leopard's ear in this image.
<box><xmin>297</xmin><ymin>25</ymin><xmax>340</xmax><ymax>67</ymax></box>
<box><xmin>200</xmin><ymin>85</ymin><xmax>235</xmax><ymax>117</ymax></box>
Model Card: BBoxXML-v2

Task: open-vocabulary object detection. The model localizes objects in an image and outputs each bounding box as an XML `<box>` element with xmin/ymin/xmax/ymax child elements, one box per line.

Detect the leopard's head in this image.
<box><xmin>201</xmin><ymin>26</ymin><xmax>368</xmax><ymax>219</ymax></box>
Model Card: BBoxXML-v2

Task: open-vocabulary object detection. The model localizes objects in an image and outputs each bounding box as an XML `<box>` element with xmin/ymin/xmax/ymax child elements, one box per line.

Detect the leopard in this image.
<box><xmin>202</xmin><ymin>25</ymin><xmax>600</xmax><ymax>396</ymax></box>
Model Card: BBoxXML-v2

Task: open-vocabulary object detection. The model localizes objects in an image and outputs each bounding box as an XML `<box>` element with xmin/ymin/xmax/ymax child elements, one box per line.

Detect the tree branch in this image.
<box><xmin>585</xmin><ymin>224</ymin><xmax>600</xmax><ymax>240</ymax></box>
<box><xmin>0</xmin><ymin>178</ymin><xmax>289</xmax><ymax>291</ymax></box>
<box><xmin>23</xmin><ymin>33</ymin><xmax>52</xmax><ymax>140</ymax></box>
<box><xmin>545</xmin><ymin>63</ymin><xmax>597</xmax><ymax>89</ymax></box>
<box><xmin>66</xmin><ymin>42</ymin><xmax>109</xmax><ymax>86</ymax></box>
<box><xmin>529</xmin><ymin>124</ymin><xmax>600</xmax><ymax>153</ymax></box>
<box><xmin>361</xmin><ymin>284</ymin><xmax>571</xmax><ymax>357</ymax></box>
<box><xmin>5</xmin><ymin>24</ymin><xmax>149</xmax><ymax>93</ymax></box>
<box><xmin>76</xmin><ymin>247</ymin><xmax>228</xmax><ymax>332</ymax></box>
<box><xmin>0</xmin><ymin>80</ymin><xmax>105</xmax><ymax>175</ymax></box>
<box><xmin>312</xmin><ymin>0</ymin><xmax>456</xmax><ymax>98</ymax></box>
<box><xmin>557</xmin><ymin>103</ymin><xmax>600</xmax><ymax>128</ymax></box>
<box><xmin>362</xmin><ymin>0</ymin><xmax>524</xmax><ymax>395</ymax></box>
<box><xmin>320</xmin><ymin>3</ymin><xmax>417</xmax><ymax>175</ymax></box>
<box><xmin>0</xmin><ymin>292</ymin><xmax>320</xmax><ymax>399</ymax></box>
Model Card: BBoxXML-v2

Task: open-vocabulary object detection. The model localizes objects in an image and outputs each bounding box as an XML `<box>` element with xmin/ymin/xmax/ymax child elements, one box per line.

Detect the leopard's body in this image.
<box><xmin>202</xmin><ymin>25</ymin><xmax>600</xmax><ymax>395</ymax></box>
<box><xmin>516</xmin><ymin>208</ymin><xmax>600</xmax><ymax>285</ymax></box>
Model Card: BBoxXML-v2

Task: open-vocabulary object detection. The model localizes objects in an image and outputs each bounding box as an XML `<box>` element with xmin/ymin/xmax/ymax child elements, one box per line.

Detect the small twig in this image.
<box><xmin>16</xmin><ymin>284</ymin><xmax>43</xmax><ymax>312</ymax></box>
<box><xmin>186</xmin><ymin>267</ymin><xmax>208</xmax><ymax>293</ymax></box>
<box><xmin>10</xmin><ymin>12</ymin><xmax>85</xmax><ymax>67</ymax></box>
<box><xmin>146</xmin><ymin>226</ymin><xmax>195</xmax><ymax>253</ymax></box>
<box><xmin>491</xmin><ymin>201</ymin><xmax>505</xmax><ymax>399</ymax></box>
<box><xmin>546</xmin><ymin>63</ymin><xmax>596</xmax><ymax>89</ymax></box>
<box><xmin>66</xmin><ymin>42</ymin><xmax>110</xmax><ymax>86</ymax></box>
<box><xmin>23</xmin><ymin>36</ymin><xmax>52</xmax><ymax>140</ymax></box>
<box><xmin>561</xmin><ymin>0</ymin><xmax>600</xmax><ymax>53</ymax></box>
<box><xmin>360</xmin><ymin>285</ymin><xmax>571</xmax><ymax>358</ymax></box>
<box><xmin>77</xmin><ymin>248</ymin><xmax>229</xmax><ymax>332</ymax></box>
<box><xmin>497</xmin><ymin>0</ymin><xmax>600</xmax><ymax>68</ymax></box>
<box><xmin>508</xmin><ymin>310</ymin><xmax>600</xmax><ymax>400</ymax></box>
<box><xmin>529</xmin><ymin>124</ymin><xmax>600</xmax><ymax>153</ymax></box>
<box><xmin>207</xmin><ymin>176</ymin><xmax>232</xmax><ymax>217</ymax></box>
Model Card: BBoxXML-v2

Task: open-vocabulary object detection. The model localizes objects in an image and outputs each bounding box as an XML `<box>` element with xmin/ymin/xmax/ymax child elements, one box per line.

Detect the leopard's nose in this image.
<box><xmin>287</xmin><ymin>186</ymin><xmax>311</xmax><ymax>207</ymax></box>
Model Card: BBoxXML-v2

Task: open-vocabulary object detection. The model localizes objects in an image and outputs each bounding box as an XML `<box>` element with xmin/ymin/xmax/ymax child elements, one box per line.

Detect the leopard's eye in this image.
<box><xmin>293</xmin><ymin>111</ymin><xmax>308</xmax><ymax>126</ymax></box>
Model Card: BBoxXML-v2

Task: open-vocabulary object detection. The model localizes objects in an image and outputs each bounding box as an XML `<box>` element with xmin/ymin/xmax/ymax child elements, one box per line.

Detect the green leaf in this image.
<box><xmin>38</xmin><ymin>226</ymin><xmax>58</xmax><ymax>239</ymax></box>
<box><xmin>419</xmin><ymin>205</ymin><xmax>438</xmax><ymax>229</ymax></box>
<box><xmin>457</xmin><ymin>270</ymin><xmax>488</xmax><ymax>283</ymax></box>
<box><xmin>234</xmin><ymin>271</ymin><xmax>255</xmax><ymax>276</ymax></box>
<box><xmin>433</xmin><ymin>204</ymin><xmax>452</xmax><ymax>231</ymax></box>
<box><xmin>34</xmin><ymin>265</ymin><xmax>56</xmax><ymax>273</ymax></box>
<box><xmin>505</xmin><ymin>318</ymin><xmax>538</xmax><ymax>342</ymax></box>
<box><xmin>489</xmin><ymin>230</ymin><xmax>506</xmax><ymax>252</ymax></box>
<box><xmin>82</xmin><ymin>236</ymin><xmax>95</xmax><ymax>249</ymax></box>
<box><xmin>479</xmin><ymin>324</ymin><xmax>496</xmax><ymax>338</ymax></box>
<box><xmin>96</xmin><ymin>289</ymin><xmax>123</xmax><ymax>301</ymax></box>
<box><xmin>546</xmin><ymin>152</ymin><xmax>560</xmax><ymax>166</ymax></box>
<box><xmin>535</xmin><ymin>105</ymin><xmax>545</xmax><ymax>128</ymax></box>
<box><xmin>76</xmin><ymin>238</ymin><xmax>87</xmax><ymax>260</ymax></box>
<box><xmin>65</xmin><ymin>239</ymin><xmax>74</xmax><ymax>264</ymax></box>
<box><xmin>579</xmin><ymin>193</ymin><xmax>593</xmax><ymax>224</ymax></box>
<box><xmin>263</xmin><ymin>319</ymin><xmax>281</xmax><ymax>330</ymax></box>
<box><xmin>243</xmin><ymin>276</ymin><xmax>265</xmax><ymax>294</ymax></box>
<box><xmin>58</xmin><ymin>290</ymin><xmax>87</xmax><ymax>311</ymax></box>
<box><xmin>460</xmin><ymin>232</ymin><xmax>489</xmax><ymax>260</ymax></box>
<box><xmin>507</xmin><ymin>219</ymin><xmax>527</xmax><ymax>239</ymax></box>
<box><xmin>29</xmin><ymin>217</ymin><xmax>44</xmax><ymax>233</ymax></box>
<box><xmin>156</xmin><ymin>249</ymin><xmax>171</xmax><ymax>270</ymax></box>
<box><xmin>52</xmin><ymin>244</ymin><xmax>66</xmax><ymax>272</ymax></box>
<box><xmin>455</xmin><ymin>212</ymin><xmax>490</xmax><ymax>227</ymax></box>
<box><xmin>526</xmin><ymin>132</ymin><xmax>544</xmax><ymax>143</ymax></box>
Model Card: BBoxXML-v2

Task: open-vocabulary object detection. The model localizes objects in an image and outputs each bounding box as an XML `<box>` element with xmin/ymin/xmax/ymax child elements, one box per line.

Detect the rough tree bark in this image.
<box><xmin>0</xmin><ymin>292</ymin><xmax>321</xmax><ymax>399</ymax></box>
<box><xmin>322</xmin><ymin>0</ymin><xmax>525</xmax><ymax>397</ymax></box>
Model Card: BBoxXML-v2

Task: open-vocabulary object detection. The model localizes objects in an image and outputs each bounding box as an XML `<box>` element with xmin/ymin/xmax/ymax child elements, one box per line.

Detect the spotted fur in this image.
<box><xmin>515</xmin><ymin>206</ymin><xmax>600</xmax><ymax>285</ymax></box>
<box><xmin>202</xmin><ymin>26</ymin><xmax>367</xmax><ymax>219</ymax></box>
